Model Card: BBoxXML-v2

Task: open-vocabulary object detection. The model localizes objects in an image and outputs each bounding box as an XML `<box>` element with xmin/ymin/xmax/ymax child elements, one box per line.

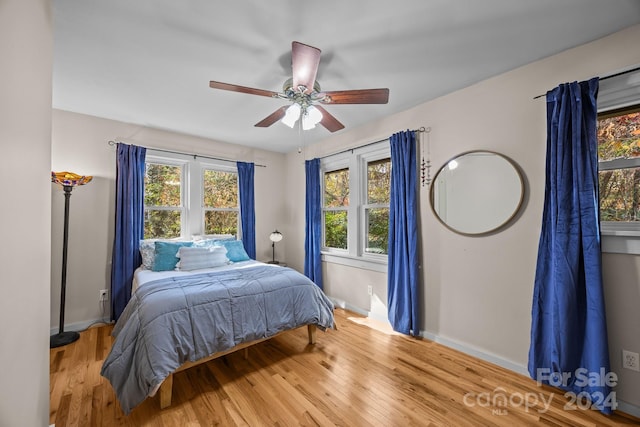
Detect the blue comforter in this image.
<box><xmin>100</xmin><ymin>264</ymin><xmax>334</xmax><ymax>414</ymax></box>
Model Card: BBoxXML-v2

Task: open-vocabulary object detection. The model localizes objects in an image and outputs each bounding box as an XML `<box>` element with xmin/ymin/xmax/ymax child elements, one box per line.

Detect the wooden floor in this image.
<box><xmin>50</xmin><ymin>308</ymin><xmax>639</xmax><ymax>426</ymax></box>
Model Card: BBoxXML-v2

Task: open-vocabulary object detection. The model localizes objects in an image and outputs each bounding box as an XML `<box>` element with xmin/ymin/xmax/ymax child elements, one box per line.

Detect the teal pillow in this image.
<box><xmin>152</xmin><ymin>241</ymin><xmax>193</xmax><ymax>271</ymax></box>
<box><xmin>216</xmin><ymin>240</ymin><xmax>250</xmax><ymax>262</ymax></box>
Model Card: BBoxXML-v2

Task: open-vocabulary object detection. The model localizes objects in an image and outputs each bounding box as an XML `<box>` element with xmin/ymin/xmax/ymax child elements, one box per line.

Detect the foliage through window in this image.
<box><xmin>598</xmin><ymin>105</ymin><xmax>640</xmax><ymax>222</ymax></box>
<box><xmin>323</xmin><ymin>168</ymin><xmax>349</xmax><ymax>250</ymax></box>
<box><xmin>203</xmin><ymin>169</ymin><xmax>239</xmax><ymax>235</ymax></box>
<box><xmin>365</xmin><ymin>158</ymin><xmax>391</xmax><ymax>254</ymax></box>
<box><xmin>321</xmin><ymin>143</ymin><xmax>391</xmax><ymax>261</ymax></box>
<box><xmin>144</xmin><ymin>162</ymin><xmax>183</xmax><ymax>238</ymax></box>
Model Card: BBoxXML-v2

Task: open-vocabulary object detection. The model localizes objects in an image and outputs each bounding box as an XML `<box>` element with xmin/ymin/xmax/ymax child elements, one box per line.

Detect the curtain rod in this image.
<box><xmin>532</xmin><ymin>65</ymin><xmax>640</xmax><ymax>100</ymax></box>
<box><xmin>107</xmin><ymin>140</ymin><xmax>266</xmax><ymax>167</ymax></box>
<box><xmin>318</xmin><ymin>127</ymin><xmax>428</xmax><ymax>160</ymax></box>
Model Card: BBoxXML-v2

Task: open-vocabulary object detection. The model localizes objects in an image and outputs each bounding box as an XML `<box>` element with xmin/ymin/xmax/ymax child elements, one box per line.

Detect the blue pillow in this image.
<box><xmin>152</xmin><ymin>241</ymin><xmax>193</xmax><ymax>271</ymax></box>
<box><xmin>215</xmin><ymin>240</ymin><xmax>250</xmax><ymax>262</ymax></box>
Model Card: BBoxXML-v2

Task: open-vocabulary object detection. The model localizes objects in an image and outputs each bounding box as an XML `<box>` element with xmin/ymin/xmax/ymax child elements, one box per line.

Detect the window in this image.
<box><xmin>323</xmin><ymin>168</ymin><xmax>349</xmax><ymax>250</ymax></box>
<box><xmin>365</xmin><ymin>158</ymin><xmax>391</xmax><ymax>254</ymax></box>
<box><xmin>144</xmin><ymin>162</ymin><xmax>184</xmax><ymax>238</ymax></box>
<box><xmin>143</xmin><ymin>152</ymin><xmax>240</xmax><ymax>239</ymax></box>
<box><xmin>597</xmin><ymin>66</ymin><xmax>640</xmax><ymax>255</ymax></box>
<box><xmin>203</xmin><ymin>169</ymin><xmax>239</xmax><ymax>235</ymax></box>
<box><xmin>321</xmin><ymin>142</ymin><xmax>391</xmax><ymax>268</ymax></box>
<box><xmin>597</xmin><ymin>105</ymin><xmax>640</xmax><ymax>222</ymax></box>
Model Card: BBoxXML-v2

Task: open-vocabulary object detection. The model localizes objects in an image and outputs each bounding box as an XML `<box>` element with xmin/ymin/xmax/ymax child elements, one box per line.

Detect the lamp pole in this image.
<box><xmin>50</xmin><ymin>185</ymin><xmax>80</xmax><ymax>348</ymax></box>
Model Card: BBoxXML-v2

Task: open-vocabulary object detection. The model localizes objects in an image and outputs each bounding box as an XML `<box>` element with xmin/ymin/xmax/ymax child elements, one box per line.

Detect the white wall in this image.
<box><xmin>284</xmin><ymin>25</ymin><xmax>640</xmax><ymax>412</ymax></box>
<box><xmin>51</xmin><ymin>110</ymin><xmax>287</xmax><ymax>329</ymax></box>
<box><xmin>0</xmin><ymin>0</ymin><xmax>51</xmax><ymax>425</ymax></box>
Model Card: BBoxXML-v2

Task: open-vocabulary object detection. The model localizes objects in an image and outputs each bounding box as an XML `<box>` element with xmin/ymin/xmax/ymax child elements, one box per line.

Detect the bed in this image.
<box><xmin>100</xmin><ymin>259</ymin><xmax>335</xmax><ymax>415</ymax></box>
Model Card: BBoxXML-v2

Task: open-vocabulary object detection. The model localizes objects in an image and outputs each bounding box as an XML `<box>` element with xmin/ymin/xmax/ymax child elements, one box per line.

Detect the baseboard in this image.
<box><xmin>420</xmin><ymin>330</ymin><xmax>529</xmax><ymax>376</ymax></box>
<box><xmin>328</xmin><ymin>297</ymin><xmax>369</xmax><ymax>318</ymax></box>
<box><xmin>50</xmin><ymin>318</ymin><xmax>112</xmax><ymax>336</ymax></box>
<box><xmin>617</xmin><ymin>400</ymin><xmax>640</xmax><ymax>419</ymax></box>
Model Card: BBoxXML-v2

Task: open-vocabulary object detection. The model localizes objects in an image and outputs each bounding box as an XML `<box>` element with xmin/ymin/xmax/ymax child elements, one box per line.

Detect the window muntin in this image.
<box><xmin>598</xmin><ymin>105</ymin><xmax>640</xmax><ymax>223</ymax></box>
<box><xmin>144</xmin><ymin>162</ymin><xmax>183</xmax><ymax>238</ymax></box>
<box><xmin>323</xmin><ymin>168</ymin><xmax>349</xmax><ymax>250</ymax></box>
<box><xmin>202</xmin><ymin>169</ymin><xmax>239</xmax><ymax>235</ymax></box>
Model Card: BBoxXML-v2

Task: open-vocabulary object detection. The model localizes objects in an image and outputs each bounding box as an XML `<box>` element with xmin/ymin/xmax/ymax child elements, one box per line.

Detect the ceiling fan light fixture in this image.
<box><xmin>281</xmin><ymin>103</ymin><xmax>301</xmax><ymax>128</ymax></box>
<box><xmin>302</xmin><ymin>105</ymin><xmax>323</xmax><ymax>130</ymax></box>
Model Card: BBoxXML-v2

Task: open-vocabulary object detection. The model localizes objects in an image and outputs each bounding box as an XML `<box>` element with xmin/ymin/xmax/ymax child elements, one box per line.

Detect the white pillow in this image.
<box><xmin>176</xmin><ymin>246</ymin><xmax>229</xmax><ymax>271</ymax></box>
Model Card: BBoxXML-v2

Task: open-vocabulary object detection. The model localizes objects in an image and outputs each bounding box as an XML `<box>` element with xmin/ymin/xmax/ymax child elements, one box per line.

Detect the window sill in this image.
<box><xmin>321</xmin><ymin>252</ymin><xmax>388</xmax><ymax>273</ymax></box>
<box><xmin>601</xmin><ymin>234</ymin><xmax>640</xmax><ymax>255</ymax></box>
<box><xmin>601</xmin><ymin>223</ymin><xmax>640</xmax><ymax>255</ymax></box>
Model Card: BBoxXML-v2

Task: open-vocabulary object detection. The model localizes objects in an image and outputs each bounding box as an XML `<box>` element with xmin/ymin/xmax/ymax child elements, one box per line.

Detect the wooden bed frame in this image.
<box><xmin>158</xmin><ymin>324</ymin><xmax>318</xmax><ymax>409</ymax></box>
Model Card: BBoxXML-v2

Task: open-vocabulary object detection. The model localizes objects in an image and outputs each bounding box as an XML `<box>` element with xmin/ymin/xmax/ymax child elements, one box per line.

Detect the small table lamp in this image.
<box><xmin>268</xmin><ymin>230</ymin><xmax>283</xmax><ymax>264</ymax></box>
<box><xmin>51</xmin><ymin>171</ymin><xmax>92</xmax><ymax>348</ymax></box>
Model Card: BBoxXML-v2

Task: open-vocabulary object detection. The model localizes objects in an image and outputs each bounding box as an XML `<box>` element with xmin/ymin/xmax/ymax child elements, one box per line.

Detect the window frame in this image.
<box><xmin>144</xmin><ymin>155</ymin><xmax>188</xmax><ymax>239</ymax></box>
<box><xmin>320</xmin><ymin>141</ymin><xmax>391</xmax><ymax>271</ymax></box>
<box><xmin>322</xmin><ymin>158</ymin><xmax>351</xmax><ymax>255</ymax></box>
<box><xmin>144</xmin><ymin>150</ymin><xmax>240</xmax><ymax>240</ymax></box>
<box><xmin>597</xmin><ymin>68</ymin><xmax>640</xmax><ymax>254</ymax></box>
<box><xmin>200</xmin><ymin>162</ymin><xmax>241</xmax><ymax>237</ymax></box>
<box><xmin>359</xmin><ymin>148</ymin><xmax>391</xmax><ymax>262</ymax></box>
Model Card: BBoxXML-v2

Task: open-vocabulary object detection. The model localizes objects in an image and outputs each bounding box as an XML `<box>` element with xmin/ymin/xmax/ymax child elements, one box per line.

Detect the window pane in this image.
<box><xmin>203</xmin><ymin>170</ymin><xmax>238</xmax><ymax>208</ymax></box>
<box><xmin>324</xmin><ymin>210</ymin><xmax>347</xmax><ymax>249</ymax></box>
<box><xmin>204</xmin><ymin>210</ymin><xmax>238</xmax><ymax>235</ymax></box>
<box><xmin>145</xmin><ymin>163</ymin><xmax>181</xmax><ymax>207</ymax></box>
<box><xmin>365</xmin><ymin>207</ymin><xmax>389</xmax><ymax>254</ymax></box>
<box><xmin>144</xmin><ymin>209</ymin><xmax>181</xmax><ymax>239</ymax></box>
<box><xmin>599</xmin><ymin>167</ymin><xmax>640</xmax><ymax>221</ymax></box>
<box><xmin>324</xmin><ymin>168</ymin><xmax>349</xmax><ymax>207</ymax></box>
<box><xmin>598</xmin><ymin>109</ymin><xmax>640</xmax><ymax>161</ymax></box>
<box><xmin>367</xmin><ymin>158</ymin><xmax>391</xmax><ymax>204</ymax></box>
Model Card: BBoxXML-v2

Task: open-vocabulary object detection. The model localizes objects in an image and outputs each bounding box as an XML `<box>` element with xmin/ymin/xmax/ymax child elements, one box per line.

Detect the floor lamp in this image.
<box><xmin>50</xmin><ymin>171</ymin><xmax>92</xmax><ymax>348</ymax></box>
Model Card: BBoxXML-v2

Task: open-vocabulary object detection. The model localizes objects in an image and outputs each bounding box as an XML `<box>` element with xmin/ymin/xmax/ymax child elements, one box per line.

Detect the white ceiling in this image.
<box><xmin>52</xmin><ymin>1</ymin><xmax>640</xmax><ymax>153</ymax></box>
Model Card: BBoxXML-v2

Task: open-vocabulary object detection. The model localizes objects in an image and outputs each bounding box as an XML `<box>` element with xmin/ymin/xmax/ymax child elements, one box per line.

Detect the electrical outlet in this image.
<box><xmin>99</xmin><ymin>289</ymin><xmax>109</xmax><ymax>302</ymax></box>
<box><xmin>622</xmin><ymin>350</ymin><xmax>640</xmax><ymax>371</ymax></box>
<box><xmin>367</xmin><ymin>285</ymin><xmax>373</xmax><ymax>296</ymax></box>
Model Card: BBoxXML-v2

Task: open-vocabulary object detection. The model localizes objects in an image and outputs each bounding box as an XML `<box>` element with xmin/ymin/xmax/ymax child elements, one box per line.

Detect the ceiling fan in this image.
<box><xmin>209</xmin><ymin>41</ymin><xmax>389</xmax><ymax>133</ymax></box>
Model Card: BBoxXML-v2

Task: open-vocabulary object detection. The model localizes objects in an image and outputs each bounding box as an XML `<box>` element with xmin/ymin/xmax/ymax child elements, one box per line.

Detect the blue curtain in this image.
<box><xmin>111</xmin><ymin>143</ymin><xmax>146</xmax><ymax>321</ymax></box>
<box><xmin>304</xmin><ymin>158</ymin><xmax>323</xmax><ymax>289</ymax></box>
<box><xmin>529</xmin><ymin>78</ymin><xmax>613</xmax><ymax>414</ymax></box>
<box><xmin>387</xmin><ymin>130</ymin><xmax>420</xmax><ymax>336</ymax></box>
<box><xmin>237</xmin><ymin>161</ymin><xmax>256</xmax><ymax>259</ymax></box>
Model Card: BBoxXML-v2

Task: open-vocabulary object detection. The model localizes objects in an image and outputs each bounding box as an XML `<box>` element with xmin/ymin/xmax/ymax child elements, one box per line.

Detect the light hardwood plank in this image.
<box><xmin>50</xmin><ymin>308</ymin><xmax>640</xmax><ymax>426</ymax></box>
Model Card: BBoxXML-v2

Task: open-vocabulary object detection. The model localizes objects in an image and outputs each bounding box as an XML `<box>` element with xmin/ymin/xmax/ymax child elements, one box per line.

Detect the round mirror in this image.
<box><xmin>430</xmin><ymin>151</ymin><xmax>524</xmax><ymax>236</ymax></box>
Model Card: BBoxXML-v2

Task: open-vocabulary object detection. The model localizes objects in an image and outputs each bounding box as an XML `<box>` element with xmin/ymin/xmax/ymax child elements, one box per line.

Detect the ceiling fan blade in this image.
<box><xmin>318</xmin><ymin>88</ymin><xmax>389</xmax><ymax>104</ymax></box>
<box><xmin>314</xmin><ymin>105</ymin><xmax>345</xmax><ymax>132</ymax></box>
<box><xmin>209</xmin><ymin>81</ymin><xmax>279</xmax><ymax>98</ymax></box>
<box><xmin>254</xmin><ymin>106</ymin><xmax>288</xmax><ymax>128</ymax></box>
<box><xmin>291</xmin><ymin>41</ymin><xmax>321</xmax><ymax>94</ymax></box>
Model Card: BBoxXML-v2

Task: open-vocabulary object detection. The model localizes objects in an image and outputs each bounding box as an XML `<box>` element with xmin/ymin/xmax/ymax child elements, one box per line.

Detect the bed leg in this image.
<box><xmin>307</xmin><ymin>324</ymin><xmax>317</xmax><ymax>345</ymax></box>
<box><xmin>243</xmin><ymin>347</ymin><xmax>249</xmax><ymax>359</ymax></box>
<box><xmin>159</xmin><ymin>374</ymin><xmax>173</xmax><ymax>409</ymax></box>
